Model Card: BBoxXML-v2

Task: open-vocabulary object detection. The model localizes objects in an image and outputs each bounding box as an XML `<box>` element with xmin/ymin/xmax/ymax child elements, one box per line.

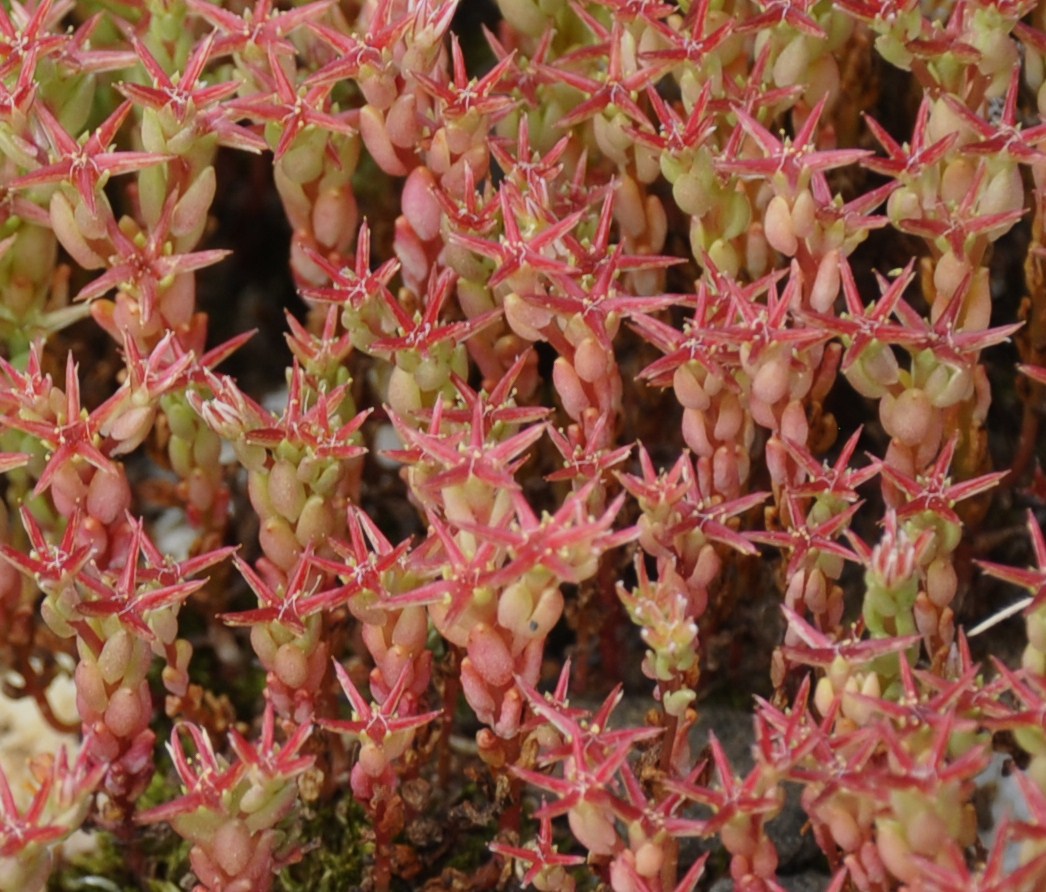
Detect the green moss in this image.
<box><xmin>49</xmin><ymin>754</ymin><xmax>190</xmax><ymax>891</ymax></box>
<box><xmin>49</xmin><ymin>823</ymin><xmax>190</xmax><ymax>892</ymax></box>
<box><xmin>277</xmin><ymin>796</ymin><xmax>369</xmax><ymax>892</ymax></box>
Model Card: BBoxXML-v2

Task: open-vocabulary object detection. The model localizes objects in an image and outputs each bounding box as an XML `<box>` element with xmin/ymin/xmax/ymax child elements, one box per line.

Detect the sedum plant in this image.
<box><xmin>1</xmin><ymin>0</ymin><xmax>1046</xmax><ymax>889</ymax></box>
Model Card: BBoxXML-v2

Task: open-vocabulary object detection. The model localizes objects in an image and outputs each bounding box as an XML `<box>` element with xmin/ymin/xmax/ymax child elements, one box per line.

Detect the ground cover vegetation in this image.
<box><xmin>3</xmin><ymin>0</ymin><xmax>1046</xmax><ymax>889</ymax></box>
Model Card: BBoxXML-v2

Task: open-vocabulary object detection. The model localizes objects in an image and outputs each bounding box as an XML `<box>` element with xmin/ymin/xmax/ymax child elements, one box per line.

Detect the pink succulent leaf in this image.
<box><xmin>0</xmin><ymin>354</ymin><xmax>119</xmax><ymax>495</ymax></box>
<box><xmin>632</xmin><ymin>289</ymin><xmax>738</xmax><ymax>385</ymax></box>
<box><xmin>388</xmin><ymin>393</ymin><xmax>546</xmax><ymax>493</ymax></box>
<box><xmin>414</xmin><ymin>35</ymin><xmax>516</xmax><ymax>119</ymax></box>
<box><xmin>116</xmin><ymin>31</ymin><xmax>243</xmax><ymax>128</ymax></box>
<box><xmin>778</xmin><ymin>604</ymin><xmax>919</xmax><ymax>669</ymax></box>
<box><xmin>369</xmin><ymin>269</ymin><xmax>502</xmax><ymax>357</ymax></box>
<box><xmin>304</xmin><ymin>506</ymin><xmax>414</xmax><ymax>610</ymax></box>
<box><xmin>187</xmin><ymin>0</ymin><xmax>334</xmax><ymax>58</ymax></box>
<box><xmin>449</xmin><ymin>191</ymin><xmax>584</xmax><ymax>290</ymax></box>
<box><xmin>490</xmin><ymin>803</ymin><xmax>586</xmax><ymax>883</ymax></box>
<box><xmin>244</xmin><ymin>364</ymin><xmax>371</xmax><ymax>459</ymax></box>
<box><xmin>712</xmin><ymin>40</ymin><xmax>800</xmax><ymax>123</ymax></box>
<box><xmin>438</xmin><ymin>353</ymin><xmax>549</xmax><ymax>428</ymax></box>
<box><xmin>0</xmin><ymin>505</ymin><xmax>96</xmax><ymax>593</ymax></box>
<box><xmin>434</xmin><ymin>161</ymin><xmax>500</xmax><ymax>233</ymax></box>
<box><xmin>719</xmin><ymin>97</ymin><xmax>870</xmax><ymax>191</ymax></box>
<box><xmin>227</xmin><ymin>703</ymin><xmax>314</xmax><ymax>779</ymax></box>
<box><xmin>12</xmin><ymin>101</ymin><xmax>172</xmax><ymax>214</ymax></box>
<box><xmin>222</xmin><ymin>548</ymin><xmax>327</xmax><ymax>634</ymax></box>
<box><xmin>74</xmin><ymin>208</ymin><xmax>232</xmax><ymax>318</ymax></box>
<box><xmin>977</xmin><ymin>511</ymin><xmax>1046</xmax><ymax>609</ymax></box>
<box><xmin>226</xmin><ymin>45</ymin><xmax>356</xmax><ymax>160</ymax></box>
<box><xmin>879</xmin><ymin>434</ymin><xmax>1007</xmax><ymax>525</ymax></box>
<box><xmin>749</xmin><ymin>497</ymin><xmax>862</xmax><ymax>575</ymax></box>
<box><xmin>0</xmin><ymin>0</ymin><xmax>67</xmax><ymax>72</ymax></box>
<box><xmin>0</xmin><ymin>743</ymin><xmax>101</xmax><ymax>857</ymax></box>
<box><xmin>752</xmin><ymin>678</ymin><xmax>826</xmax><ymax>772</ymax></box>
<box><xmin>548</xmin><ymin>24</ymin><xmax>669</xmax><ymax>129</ymax></box>
<box><xmin>781</xmin><ymin>427</ymin><xmax>880</xmax><ymax>504</ymax></box>
<box><xmin>489</xmin><ymin>120</ymin><xmax>570</xmax><ymax>194</ymax></box>
<box><xmin>515</xmin><ymin>673</ymin><xmax>661</xmax><ymax>772</ymax></box>
<box><xmin>642</xmin><ymin>0</ymin><xmax>733</xmax><ymax>66</ymax></box>
<box><xmin>545</xmin><ymin>417</ymin><xmax>632</xmax><ymax>482</ymax></box>
<box><xmin>59</xmin><ymin>13</ymin><xmax>143</xmax><ymax>75</ymax></box>
<box><xmin>527</xmin><ymin>253</ymin><xmax>681</xmax><ymax>352</ymax></box>
<box><xmin>734</xmin><ymin>0</ymin><xmax>825</xmax><ymax>36</ymax></box>
<box><xmin>620</xmin><ymin>448</ymin><xmax>768</xmax><ymax>555</ymax></box>
<box><xmin>0</xmin><ymin>451</ymin><xmax>29</xmax><ymax>474</ymax></box>
<box><xmin>473</xmin><ymin>487</ymin><xmax>635</xmax><ymax>586</ymax></box>
<box><xmin>305</xmin><ymin>13</ymin><xmax>406</xmax><ymax>86</ymax></box>
<box><xmin>138</xmin><ymin>722</ymin><xmax>246</xmax><ymax>824</ymax></box>
<box><xmin>322</xmin><ymin>661</ymin><xmax>440</xmax><ymax>740</ymax></box>
<box><xmin>1019</xmin><ymin>363</ymin><xmax>1046</xmax><ymax>386</ymax></box>
<box><xmin>300</xmin><ymin>220</ymin><xmax>401</xmax><ymax>309</ymax></box>
<box><xmin>664</xmin><ymin>733</ymin><xmax>782</xmax><ymax>834</ymax></box>
<box><xmin>386</xmin><ymin>513</ymin><xmax>501</xmax><ymax>620</ymax></box>
<box><xmin>909</xmin><ymin>824</ymin><xmax>1044</xmax><ymax>891</ymax></box>
<box><xmin>76</xmin><ymin>516</ymin><xmax>208</xmax><ymax>640</ymax></box>
<box><xmin>942</xmin><ymin>72</ymin><xmax>1046</xmax><ymax>162</ymax></box>
<box><xmin>863</xmin><ymin>99</ymin><xmax>959</xmax><ymax>178</ymax></box>
<box><xmin>285</xmin><ymin>306</ymin><xmax>354</xmax><ymax>369</ymax></box>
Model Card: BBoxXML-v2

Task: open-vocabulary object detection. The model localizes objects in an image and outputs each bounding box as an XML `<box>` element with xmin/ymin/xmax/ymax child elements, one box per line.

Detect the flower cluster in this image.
<box><xmin>1</xmin><ymin>0</ymin><xmax>1046</xmax><ymax>890</ymax></box>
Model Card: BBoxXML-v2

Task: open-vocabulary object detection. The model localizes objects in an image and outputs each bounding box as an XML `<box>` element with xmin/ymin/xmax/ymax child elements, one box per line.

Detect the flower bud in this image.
<box><xmin>259</xmin><ymin>516</ymin><xmax>299</xmax><ymax>572</ymax></box>
<box><xmin>402</xmin><ymin>166</ymin><xmax>442</xmax><ymax>242</ymax></box>
<box><xmin>312</xmin><ymin>186</ymin><xmax>358</xmax><ymax>253</ymax></box>
<box><xmin>172</xmin><ymin>167</ymin><xmax>217</xmax><ymax>241</ymax></box>
<box><xmin>467</xmin><ymin>623</ymin><xmax>514</xmax><ymax>687</ymax></box>
<box><xmin>672</xmin><ymin>166</ymin><xmax>713</xmax><ymax>217</ymax></box>
<box><xmin>277</xmin><ymin>128</ymin><xmax>328</xmax><ymax>184</ymax></box>
<box><xmin>295</xmin><ymin>495</ymin><xmax>335</xmax><ymax>548</ymax></box>
<box><xmin>275</xmin><ymin>642</ymin><xmax>309</xmax><ymax>689</ymax></box>
<box><xmin>504</xmin><ymin>292</ymin><xmax>551</xmax><ymax>342</ymax></box>
<box><xmin>98</xmin><ymin>629</ymin><xmax>134</xmax><ymax>685</ymax></box>
<box><xmin>765</xmin><ymin>195</ymin><xmax>798</xmax><ymax>256</ymax></box>
<box><xmin>790</xmin><ymin>190</ymin><xmax>816</xmax><ymax>241</ymax></box>
<box><xmin>213</xmin><ymin>818</ymin><xmax>253</xmax><ymax>878</ymax></box>
<box><xmin>569</xmin><ymin>801</ymin><xmax>618</xmax><ymax>856</ymax></box>
<box><xmin>880</xmin><ymin>388</ymin><xmax>933</xmax><ymax>447</ymax></box>
<box><xmin>574</xmin><ymin>337</ymin><xmax>608</xmax><ymax>384</ymax></box>
<box><xmin>359</xmin><ymin>106</ymin><xmax>409</xmax><ymax>176</ymax></box>
<box><xmin>553</xmin><ymin>357</ymin><xmax>589</xmax><ymax>421</ymax></box>
<box><xmin>810</xmin><ymin>250</ymin><xmax>841</xmax><ymax>313</ymax></box>
<box><xmin>86</xmin><ymin>465</ymin><xmax>131</xmax><ymax>525</ymax></box>
<box><xmin>664</xmin><ymin>687</ymin><xmax>696</xmax><ymax>717</ymax></box>
<box><xmin>75</xmin><ymin>658</ymin><xmax>109</xmax><ymax>719</ymax></box>
<box><xmin>268</xmin><ymin>459</ymin><xmax>306</xmax><ymax>523</ymax></box>
<box><xmin>499</xmin><ymin>0</ymin><xmax>549</xmax><ymax>36</ymax></box>
<box><xmin>49</xmin><ymin>191</ymin><xmax>106</xmax><ymax>269</ymax></box>
<box><xmin>104</xmin><ymin>683</ymin><xmax>150</xmax><ymax>738</ymax></box>
<box><xmin>1028</xmin><ymin>609</ymin><xmax>1046</xmax><ymax>653</ymax></box>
